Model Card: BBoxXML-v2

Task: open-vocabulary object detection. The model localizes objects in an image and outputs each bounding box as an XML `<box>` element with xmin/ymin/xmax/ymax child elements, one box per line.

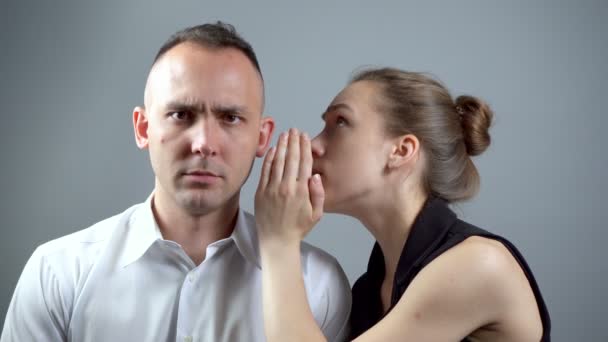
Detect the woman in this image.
<box><xmin>254</xmin><ymin>68</ymin><xmax>550</xmax><ymax>341</ymax></box>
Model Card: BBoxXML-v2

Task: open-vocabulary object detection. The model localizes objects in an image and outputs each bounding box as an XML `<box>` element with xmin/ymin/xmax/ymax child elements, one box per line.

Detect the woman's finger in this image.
<box><xmin>282</xmin><ymin>128</ymin><xmax>300</xmax><ymax>184</ymax></box>
<box><xmin>258</xmin><ymin>146</ymin><xmax>276</xmax><ymax>191</ymax></box>
<box><xmin>269</xmin><ymin>132</ymin><xmax>288</xmax><ymax>187</ymax></box>
<box><xmin>309</xmin><ymin>174</ymin><xmax>325</xmax><ymax>222</ymax></box>
<box><xmin>298</xmin><ymin>132</ymin><xmax>313</xmax><ymax>184</ymax></box>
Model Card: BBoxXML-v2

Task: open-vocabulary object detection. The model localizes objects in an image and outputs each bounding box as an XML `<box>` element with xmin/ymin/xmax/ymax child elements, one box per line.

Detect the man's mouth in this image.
<box><xmin>186</xmin><ymin>170</ymin><xmax>218</xmax><ymax>177</ymax></box>
<box><xmin>183</xmin><ymin>170</ymin><xmax>221</xmax><ymax>183</ymax></box>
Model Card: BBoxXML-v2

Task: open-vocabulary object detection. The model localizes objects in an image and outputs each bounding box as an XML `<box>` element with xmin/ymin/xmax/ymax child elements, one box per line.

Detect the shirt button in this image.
<box><xmin>184</xmin><ymin>336</ymin><xmax>193</xmax><ymax>342</ymax></box>
<box><xmin>188</xmin><ymin>275</ymin><xmax>194</xmax><ymax>283</ymax></box>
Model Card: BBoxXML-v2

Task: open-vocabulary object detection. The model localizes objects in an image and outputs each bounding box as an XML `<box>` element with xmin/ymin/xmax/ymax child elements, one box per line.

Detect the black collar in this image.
<box><xmin>365</xmin><ymin>197</ymin><xmax>458</xmax><ymax>304</ymax></box>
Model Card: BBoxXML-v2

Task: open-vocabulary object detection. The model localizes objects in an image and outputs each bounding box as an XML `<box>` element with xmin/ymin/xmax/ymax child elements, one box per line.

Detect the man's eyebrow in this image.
<box><xmin>322</xmin><ymin>103</ymin><xmax>352</xmax><ymax>120</ymax></box>
<box><xmin>211</xmin><ymin>104</ymin><xmax>248</xmax><ymax>115</ymax></box>
<box><xmin>163</xmin><ymin>101</ymin><xmax>250</xmax><ymax>116</ymax></box>
<box><xmin>165</xmin><ymin>101</ymin><xmax>206</xmax><ymax>113</ymax></box>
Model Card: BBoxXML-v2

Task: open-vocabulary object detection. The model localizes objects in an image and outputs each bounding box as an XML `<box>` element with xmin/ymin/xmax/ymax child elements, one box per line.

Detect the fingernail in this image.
<box><xmin>303</xmin><ymin>132</ymin><xmax>309</xmax><ymax>140</ymax></box>
<box><xmin>313</xmin><ymin>174</ymin><xmax>321</xmax><ymax>183</ymax></box>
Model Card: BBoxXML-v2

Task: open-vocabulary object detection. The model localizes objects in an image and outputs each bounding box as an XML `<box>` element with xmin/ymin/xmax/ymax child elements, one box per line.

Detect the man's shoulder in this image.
<box><xmin>300</xmin><ymin>241</ymin><xmax>341</xmax><ymax>270</ymax></box>
<box><xmin>240</xmin><ymin>210</ymin><xmax>342</xmax><ymax>271</ymax></box>
<box><xmin>33</xmin><ymin>203</ymin><xmax>142</xmax><ymax>268</ymax></box>
<box><xmin>300</xmin><ymin>239</ymin><xmax>352</xmax><ymax>334</ymax></box>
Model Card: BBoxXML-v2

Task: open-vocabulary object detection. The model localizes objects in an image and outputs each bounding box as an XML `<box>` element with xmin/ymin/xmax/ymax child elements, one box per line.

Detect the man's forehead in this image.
<box><xmin>146</xmin><ymin>46</ymin><xmax>200</xmax><ymax>92</ymax></box>
<box><xmin>146</xmin><ymin>84</ymin><xmax>255</xmax><ymax>113</ymax></box>
<box><xmin>149</xmin><ymin>43</ymin><xmax>262</xmax><ymax>86</ymax></box>
<box><xmin>144</xmin><ymin>44</ymin><xmax>264</xmax><ymax>110</ymax></box>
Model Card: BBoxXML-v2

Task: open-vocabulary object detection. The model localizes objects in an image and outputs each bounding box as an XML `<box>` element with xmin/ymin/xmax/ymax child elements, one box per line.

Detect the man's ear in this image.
<box><xmin>133</xmin><ymin>106</ymin><xmax>149</xmax><ymax>149</ymax></box>
<box><xmin>256</xmin><ymin>116</ymin><xmax>275</xmax><ymax>157</ymax></box>
<box><xmin>387</xmin><ymin>134</ymin><xmax>420</xmax><ymax>169</ymax></box>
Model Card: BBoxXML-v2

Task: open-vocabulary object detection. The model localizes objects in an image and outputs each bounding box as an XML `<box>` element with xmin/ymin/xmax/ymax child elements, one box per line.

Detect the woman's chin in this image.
<box><xmin>322</xmin><ymin>196</ymin><xmax>337</xmax><ymax>213</ymax></box>
<box><xmin>322</xmin><ymin>195</ymin><xmax>344</xmax><ymax>214</ymax></box>
<box><xmin>322</xmin><ymin>189</ymin><xmax>359</xmax><ymax>215</ymax></box>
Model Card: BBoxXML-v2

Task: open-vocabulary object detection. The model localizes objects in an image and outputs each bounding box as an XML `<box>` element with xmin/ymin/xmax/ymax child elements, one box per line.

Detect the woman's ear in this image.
<box><xmin>387</xmin><ymin>134</ymin><xmax>420</xmax><ymax>170</ymax></box>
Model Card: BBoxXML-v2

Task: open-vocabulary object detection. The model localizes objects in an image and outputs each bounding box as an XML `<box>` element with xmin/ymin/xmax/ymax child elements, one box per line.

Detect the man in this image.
<box><xmin>1</xmin><ymin>22</ymin><xmax>351</xmax><ymax>342</ymax></box>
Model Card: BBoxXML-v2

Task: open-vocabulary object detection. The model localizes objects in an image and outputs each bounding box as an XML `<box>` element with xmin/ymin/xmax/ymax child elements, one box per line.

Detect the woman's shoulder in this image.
<box><xmin>400</xmin><ymin>233</ymin><xmax>527</xmax><ymax>324</ymax></box>
<box><xmin>350</xmin><ymin>235</ymin><xmax>531</xmax><ymax>340</ymax></box>
<box><xmin>436</xmin><ymin>220</ymin><xmax>534</xmax><ymax>294</ymax></box>
<box><xmin>418</xmin><ymin>234</ymin><xmax>539</xmax><ymax>318</ymax></box>
<box><xmin>426</xmin><ymin>233</ymin><xmax>518</xmax><ymax>281</ymax></box>
<box><xmin>445</xmin><ymin>235</ymin><xmax>522</xmax><ymax>282</ymax></box>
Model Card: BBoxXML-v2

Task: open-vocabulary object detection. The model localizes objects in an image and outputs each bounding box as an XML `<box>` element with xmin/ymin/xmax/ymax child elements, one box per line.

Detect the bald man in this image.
<box><xmin>1</xmin><ymin>22</ymin><xmax>351</xmax><ymax>342</ymax></box>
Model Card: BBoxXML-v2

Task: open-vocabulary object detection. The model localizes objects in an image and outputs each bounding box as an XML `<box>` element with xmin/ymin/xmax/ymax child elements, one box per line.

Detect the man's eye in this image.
<box><xmin>169</xmin><ymin>111</ymin><xmax>191</xmax><ymax>121</ymax></box>
<box><xmin>223</xmin><ymin>114</ymin><xmax>242</xmax><ymax>124</ymax></box>
<box><xmin>336</xmin><ymin>116</ymin><xmax>348</xmax><ymax>126</ymax></box>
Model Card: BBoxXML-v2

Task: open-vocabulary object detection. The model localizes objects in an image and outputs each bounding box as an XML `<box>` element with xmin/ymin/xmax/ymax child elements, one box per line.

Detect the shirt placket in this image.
<box><xmin>175</xmin><ymin>241</ymin><xmax>228</xmax><ymax>342</ymax></box>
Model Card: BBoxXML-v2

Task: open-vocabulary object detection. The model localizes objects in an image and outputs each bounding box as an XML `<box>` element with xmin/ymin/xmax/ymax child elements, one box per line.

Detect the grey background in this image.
<box><xmin>1</xmin><ymin>0</ymin><xmax>606</xmax><ymax>340</ymax></box>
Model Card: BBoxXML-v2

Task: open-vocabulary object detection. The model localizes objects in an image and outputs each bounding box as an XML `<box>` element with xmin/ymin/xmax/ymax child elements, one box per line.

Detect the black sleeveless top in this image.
<box><xmin>349</xmin><ymin>197</ymin><xmax>551</xmax><ymax>341</ymax></box>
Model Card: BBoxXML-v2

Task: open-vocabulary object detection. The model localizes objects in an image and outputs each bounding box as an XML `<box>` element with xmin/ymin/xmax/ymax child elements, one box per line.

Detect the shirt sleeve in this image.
<box><xmin>1</xmin><ymin>247</ymin><xmax>70</xmax><ymax>342</ymax></box>
<box><xmin>319</xmin><ymin>258</ymin><xmax>352</xmax><ymax>342</ymax></box>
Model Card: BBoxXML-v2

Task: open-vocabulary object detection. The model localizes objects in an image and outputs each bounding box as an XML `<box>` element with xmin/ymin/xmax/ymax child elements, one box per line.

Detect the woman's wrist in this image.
<box><xmin>259</xmin><ymin>234</ymin><xmax>301</xmax><ymax>262</ymax></box>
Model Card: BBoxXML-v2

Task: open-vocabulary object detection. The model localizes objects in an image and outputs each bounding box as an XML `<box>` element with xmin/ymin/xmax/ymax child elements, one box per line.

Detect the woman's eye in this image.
<box><xmin>336</xmin><ymin>116</ymin><xmax>348</xmax><ymax>126</ymax></box>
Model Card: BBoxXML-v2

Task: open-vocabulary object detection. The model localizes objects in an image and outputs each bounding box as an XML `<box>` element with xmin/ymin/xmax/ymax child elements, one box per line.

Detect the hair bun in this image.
<box><xmin>455</xmin><ymin>95</ymin><xmax>493</xmax><ymax>156</ymax></box>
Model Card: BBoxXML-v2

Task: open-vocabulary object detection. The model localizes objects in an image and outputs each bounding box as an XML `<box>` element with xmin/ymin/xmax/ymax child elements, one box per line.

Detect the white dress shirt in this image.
<box><xmin>1</xmin><ymin>194</ymin><xmax>351</xmax><ymax>342</ymax></box>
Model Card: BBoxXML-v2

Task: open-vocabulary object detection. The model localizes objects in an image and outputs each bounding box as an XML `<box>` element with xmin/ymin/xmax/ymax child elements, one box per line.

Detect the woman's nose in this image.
<box><xmin>311</xmin><ymin>134</ymin><xmax>324</xmax><ymax>158</ymax></box>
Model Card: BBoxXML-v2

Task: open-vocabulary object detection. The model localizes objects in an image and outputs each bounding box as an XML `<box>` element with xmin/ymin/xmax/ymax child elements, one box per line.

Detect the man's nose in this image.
<box><xmin>191</xmin><ymin>119</ymin><xmax>217</xmax><ymax>157</ymax></box>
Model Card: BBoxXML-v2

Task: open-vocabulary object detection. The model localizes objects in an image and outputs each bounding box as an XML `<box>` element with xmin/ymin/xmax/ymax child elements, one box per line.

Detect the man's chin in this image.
<box><xmin>176</xmin><ymin>191</ymin><xmax>221</xmax><ymax>215</ymax></box>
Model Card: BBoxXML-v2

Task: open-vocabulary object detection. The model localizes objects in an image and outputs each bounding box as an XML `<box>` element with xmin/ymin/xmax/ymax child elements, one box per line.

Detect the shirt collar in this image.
<box><xmin>119</xmin><ymin>193</ymin><xmax>163</xmax><ymax>268</ymax></box>
<box><xmin>231</xmin><ymin>209</ymin><xmax>262</xmax><ymax>269</ymax></box>
<box><xmin>119</xmin><ymin>193</ymin><xmax>261</xmax><ymax>269</ymax></box>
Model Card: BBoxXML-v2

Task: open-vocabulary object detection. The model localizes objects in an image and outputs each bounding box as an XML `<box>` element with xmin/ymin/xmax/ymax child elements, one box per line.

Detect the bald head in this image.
<box><xmin>144</xmin><ymin>22</ymin><xmax>264</xmax><ymax>110</ymax></box>
<box><xmin>144</xmin><ymin>42</ymin><xmax>264</xmax><ymax>120</ymax></box>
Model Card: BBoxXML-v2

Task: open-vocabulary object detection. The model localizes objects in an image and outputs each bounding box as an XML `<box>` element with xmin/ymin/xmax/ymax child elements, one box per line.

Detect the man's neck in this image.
<box><xmin>151</xmin><ymin>189</ymin><xmax>239</xmax><ymax>266</ymax></box>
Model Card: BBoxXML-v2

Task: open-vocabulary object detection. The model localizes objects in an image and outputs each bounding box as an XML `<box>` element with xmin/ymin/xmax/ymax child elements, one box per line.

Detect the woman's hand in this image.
<box><xmin>255</xmin><ymin>128</ymin><xmax>324</xmax><ymax>246</ymax></box>
<box><xmin>254</xmin><ymin>128</ymin><xmax>329</xmax><ymax>342</ymax></box>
